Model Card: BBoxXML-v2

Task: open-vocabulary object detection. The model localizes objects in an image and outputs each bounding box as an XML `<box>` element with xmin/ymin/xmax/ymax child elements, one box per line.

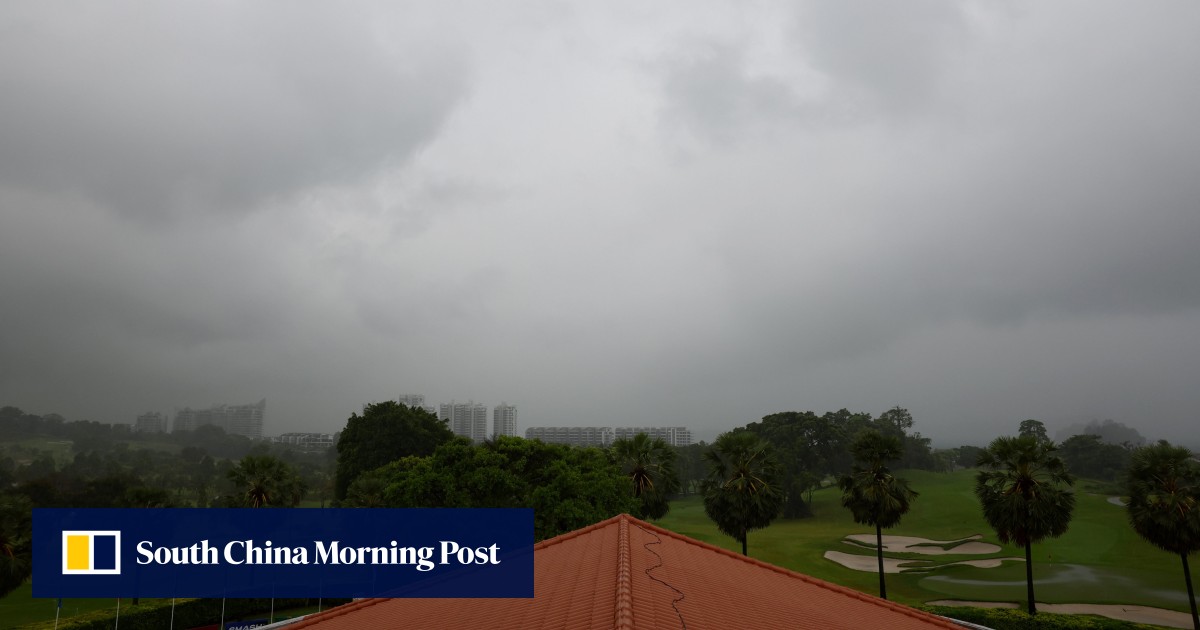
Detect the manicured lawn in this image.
<box><xmin>655</xmin><ymin>469</ymin><xmax>1194</xmax><ymax>612</ymax></box>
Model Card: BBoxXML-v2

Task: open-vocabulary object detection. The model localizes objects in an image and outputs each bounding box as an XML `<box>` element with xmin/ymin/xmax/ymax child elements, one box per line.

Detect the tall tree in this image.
<box><xmin>1125</xmin><ymin>442</ymin><xmax>1200</xmax><ymax>630</ymax></box>
<box><xmin>702</xmin><ymin>431</ymin><xmax>784</xmax><ymax>556</ymax></box>
<box><xmin>975</xmin><ymin>435</ymin><xmax>1076</xmax><ymax>615</ymax></box>
<box><xmin>612</xmin><ymin>433</ymin><xmax>680</xmax><ymax>520</ymax></box>
<box><xmin>1018</xmin><ymin>419</ymin><xmax>1050</xmax><ymax>445</ymax></box>
<box><xmin>335</xmin><ymin>401</ymin><xmax>454</xmax><ymax>500</ymax></box>
<box><xmin>838</xmin><ymin>430</ymin><xmax>918</xmax><ymax>600</ymax></box>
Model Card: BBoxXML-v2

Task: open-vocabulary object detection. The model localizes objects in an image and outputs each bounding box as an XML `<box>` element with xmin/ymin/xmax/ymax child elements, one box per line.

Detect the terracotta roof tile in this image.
<box><xmin>286</xmin><ymin>514</ymin><xmax>962</xmax><ymax>630</ymax></box>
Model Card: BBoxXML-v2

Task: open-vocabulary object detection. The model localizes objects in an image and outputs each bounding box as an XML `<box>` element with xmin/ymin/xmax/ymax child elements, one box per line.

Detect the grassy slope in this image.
<box><xmin>656</xmin><ymin>469</ymin><xmax>1194</xmax><ymax>611</ymax></box>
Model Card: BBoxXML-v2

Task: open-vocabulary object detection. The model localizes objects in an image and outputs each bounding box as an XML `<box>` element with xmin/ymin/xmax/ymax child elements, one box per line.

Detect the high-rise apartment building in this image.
<box><xmin>173</xmin><ymin>406</ymin><xmax>223</xmax><ymax>433</ymax></box>
<box><xmin>398</xmin><ymin>394</ymin><xmax>438</xmax><ymax>417</ymax></box>
<box><xmin>135</xmin><ymin>412</ymin><xmax>167</xmax><ymax>434</ymax></box>
<box><xmin>440</xmin><ymin>401</ymin><xmax>488</xmax><ymax>443</ymax></box>
<box><xmin>493</xmin><ymin>403</ymin><xmax>517</xmax><ymax>437</ymax></box>
<box><xmin>226</xmin><ymin>399</ymin><xmax>266</xmax><ymax>440</ymax></box>
<box><xmin>172</xmin><ymin>399</ymin><xmax>265</xmax><ymax>439</ymax></box>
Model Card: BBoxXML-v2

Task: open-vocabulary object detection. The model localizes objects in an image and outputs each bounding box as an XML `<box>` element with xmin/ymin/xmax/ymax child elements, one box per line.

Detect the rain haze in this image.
<box><xmin>2</xmin><ymin>1</ymin><xmax>1198</xmax><ymax>447</ymax></box>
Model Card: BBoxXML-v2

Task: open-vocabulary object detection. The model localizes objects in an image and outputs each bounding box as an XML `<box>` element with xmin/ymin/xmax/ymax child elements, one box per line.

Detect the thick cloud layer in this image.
<box><xmin>2</xmin><ymin>1</ymin><xmax>1198</xmax><ymax>447</ymax></box>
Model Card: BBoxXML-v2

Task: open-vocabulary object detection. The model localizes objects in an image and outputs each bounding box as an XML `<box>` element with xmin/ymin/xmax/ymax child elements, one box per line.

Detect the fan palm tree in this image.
<box><xmin>612</xmin><ymin>433</ymin><xmax>680</xmax><ymax>520</ymax></box>
<box><xmin>1125</xmin><ymin>441</ymin><xmax>1200</xmax><ymax>630</ymax></box>
<box><xmin>227</xmin><ymin>455</ymin><xmax>291</xmax><ymax>508</ymax></box>
<box><xmin>838</xmin><ymin>429</ymin><xmax>917</xmax><ymax>600</ymax></box>
<box><xmin>702</xmin><ymin>431</ymin><xmax>783</xmax><ymax>556</ymax></box>
<box><xmin>975</xmin><ymin>435</ymin><xmax>1075</xmax><ymax>615</ymax></box>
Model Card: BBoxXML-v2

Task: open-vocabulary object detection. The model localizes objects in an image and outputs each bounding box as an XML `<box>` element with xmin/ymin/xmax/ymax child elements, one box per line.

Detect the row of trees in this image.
<box><xmin>738</xmin><ymin>407</ymin><xmax>941</xmax><ymax>519</ymax></box>
<box><xmin>973</xmin><ymin>434</ymin><xmax>1199</xmax><ymax>630</ymax></box>
<box><xmin>689</xmin><ymin>417</ymin><xmax>1198</xmax><ymax>629</ymax></box>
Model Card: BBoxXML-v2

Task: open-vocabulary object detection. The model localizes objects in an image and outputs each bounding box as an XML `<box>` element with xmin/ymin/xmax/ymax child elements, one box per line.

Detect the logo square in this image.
<box><xmin>62</xmin><ymin>531</ymin><xmax>121</xmax><ymax>575</ymax></box>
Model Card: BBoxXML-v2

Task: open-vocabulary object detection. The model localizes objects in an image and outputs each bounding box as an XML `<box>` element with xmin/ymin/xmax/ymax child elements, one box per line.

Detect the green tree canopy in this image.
<box><xmin>1058</xmin><ymin>434</ymin><xmax>1131</xmax><ymax>482</ymax></box>
<box><xmin>1125</xmin><ymin>441</ymin><xmax>1200</xmax><ymax>630</ymax></box>
<box><xmin>612</xmin><ymin>433</ymin><xmax>680</xmax><ymax>520</ymax></box>
<box><xmin>374</xmin><ymin>436</ymin><xmax>636</xmax><ymax>541</ymax></box>
<box><xmin>702</xmin><ymin>431</ymin><xmax>784</xmax><ymax>556</ymax></box>
<box><xmin>975</xmin><ymin>435</ymin><xmax>1076</xmax><ymax>615</ymax></box>
<box><xmin>1018</xmin><ymin>419</ymin><xmax>1050</xmax><ymax>445</ymax></box>
<box><xmin>838</xmin><ymin>429</ymin><xmax>917</xmax><ymax>600</ymax></box>
<box><xmin>335</xmin><ymin>401</ymin><xmax>454</xmax><ymax>500</ymax></box>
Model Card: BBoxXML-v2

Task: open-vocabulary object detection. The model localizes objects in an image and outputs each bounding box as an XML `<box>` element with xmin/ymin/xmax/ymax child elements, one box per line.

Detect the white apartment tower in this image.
<box><xmin>493</xmin><ymin>403</ymin><xmax>517</xmax><ymax>437</ymax></box>
<box><xmin>172</xmin><ymin>399</ymin><xmax>265</xmax><ymax>439</ymax></box>
<box><xmin>398</xmin><ymin>394</ymin><xmax>438</xmax><ymax>417</ymax></box>
<box><xmin>440</xmin><ymin>401</ymin><xmax>488</xmax><ymax>443</ymax></box>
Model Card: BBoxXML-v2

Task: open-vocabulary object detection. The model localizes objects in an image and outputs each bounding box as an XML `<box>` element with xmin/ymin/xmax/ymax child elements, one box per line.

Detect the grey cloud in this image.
<box><xmin>0</xmin><ymin>3</ymin><xmax>467</xmax><ymax>222</ymax></box>
<box><xmin>658</xmin><ymin>42</ymin><xmax>810</xmax><ymax>145</ymax></box>
<box><xmin>795</xmin><ymin>0</ymin><xmax>968</xmax><ymax>117</ymax></box>
<box><xmin>3</xmin><ymin>1</ymin><xmax>1199</xmax><ymax>449</ymax></box>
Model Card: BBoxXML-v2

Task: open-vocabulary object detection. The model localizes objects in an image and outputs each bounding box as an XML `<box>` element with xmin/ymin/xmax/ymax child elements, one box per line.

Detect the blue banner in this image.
<box><xmin>34</xmin><ymin>508</ymin><xmax>533</xmax><ymax>598</ymax></box>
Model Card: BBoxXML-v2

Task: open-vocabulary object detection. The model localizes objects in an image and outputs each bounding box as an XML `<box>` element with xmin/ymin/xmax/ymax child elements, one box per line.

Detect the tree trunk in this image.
<box><xmin>1024</xmin><ymin>542</ymin><xmax>1036</xmax><ymax>615</ymax></box>
<box><xmin>741</xmin><ymin>527</ymin><xmax>747</xmax><ymax>556</ymax></box>
<box><xmin>1182</xmin><ymin>553</ymin><xmax>1198</xmax><ymax>630</ymax></box>
<box><xmin>876</xmin><ymin>523</ymin><xmax>887</xmax><ymax>600</ymax></box>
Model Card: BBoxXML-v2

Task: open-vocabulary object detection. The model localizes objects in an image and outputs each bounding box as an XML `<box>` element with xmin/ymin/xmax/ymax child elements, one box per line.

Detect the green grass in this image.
<box><xmin>656</xmin><ymin>469</ymin><xmax>1194</xmax><ymax>612</ymax></box>
<box><xmin>0</xmin><ymin>582</ymin><xmax>162</xmax><ymax>629</ymax></box>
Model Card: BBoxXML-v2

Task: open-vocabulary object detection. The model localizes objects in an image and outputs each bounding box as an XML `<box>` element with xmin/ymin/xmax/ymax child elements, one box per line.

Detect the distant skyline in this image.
<box><xmin>3</xmin><ymin>2</ymin><xmax>1198</xmax><ymax>449</ymax></box>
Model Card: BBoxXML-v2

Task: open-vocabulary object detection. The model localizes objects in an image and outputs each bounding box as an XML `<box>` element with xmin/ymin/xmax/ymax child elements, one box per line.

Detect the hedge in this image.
<box><xmin>19</xmin><ymin>597</ymin><xmax>352</xmax><ymax>630</ymax></box>
<box><xmin>921</xmin><ymin>605</ymin><xmax>1171</xmax><ymax>630</ymax></box>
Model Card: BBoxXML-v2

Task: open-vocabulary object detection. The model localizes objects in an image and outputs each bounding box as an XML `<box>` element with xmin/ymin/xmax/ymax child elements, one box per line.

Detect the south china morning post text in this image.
<box><xmin>134</xmin><ymin>537</ymin><xmax>501</xmax><ymax>571</ymax></box>
<box><xmin>34</xmin><ymin>508</ymin><xmax>534</xmax><ymax>599</ymax></box>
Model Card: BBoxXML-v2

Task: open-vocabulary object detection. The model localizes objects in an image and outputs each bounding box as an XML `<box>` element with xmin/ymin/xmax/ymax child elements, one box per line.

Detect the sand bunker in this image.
<box><xmin>825</xmin><ymin>551</ymin><xmax>919</xmax><ymax>573</ymax></box>
<box><xmin>928</xmin><ymin>600</ymin><xmax>1194</xmax><ymax>629</ymax></box>
<box><xmin>1107</xmin><ymin>496</ymin><xmax>1127</xmax><ymax>507</ymax></box>
<box><xmin>842</xmin><ymin>534</ymin><xmax>1001</xmax><ymax>555</ymax></box>
<box><xmin>824</xmin><ymin>551</ymin><xmax>1022</xmax><ymax>574</ymax></box>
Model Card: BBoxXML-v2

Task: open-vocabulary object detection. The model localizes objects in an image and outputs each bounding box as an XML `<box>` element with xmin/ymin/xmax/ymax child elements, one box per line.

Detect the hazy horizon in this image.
<box><xmin>3</xmin><ymin>2</ymin><xmax>1198</xmax><ymax>449</ymax></box>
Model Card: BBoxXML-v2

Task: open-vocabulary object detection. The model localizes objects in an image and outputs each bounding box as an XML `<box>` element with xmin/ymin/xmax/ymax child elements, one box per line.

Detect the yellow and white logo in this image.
<box><xmin>62</xmin><ymin>531</ymin><xmax>121</xmax><ymax>575</ymax></box>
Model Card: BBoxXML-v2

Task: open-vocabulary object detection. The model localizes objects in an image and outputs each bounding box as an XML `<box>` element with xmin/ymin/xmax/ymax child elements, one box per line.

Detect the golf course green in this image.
<box><xmin>655</xmin><ymin>469</ymin><xmax>1193</xmax><ymax>612</ymax></box>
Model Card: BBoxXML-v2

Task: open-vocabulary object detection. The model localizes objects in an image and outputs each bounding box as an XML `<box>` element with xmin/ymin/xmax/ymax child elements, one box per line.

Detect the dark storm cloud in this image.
<box><xmin>0</xmin><ymin>3</ymin><xmax>466</xmax><ymax>222</ymax></box>
<box><xmin>2</xmin><ymin>1</ymin><xmax>1199</xmax><ymax>447</ymax></box>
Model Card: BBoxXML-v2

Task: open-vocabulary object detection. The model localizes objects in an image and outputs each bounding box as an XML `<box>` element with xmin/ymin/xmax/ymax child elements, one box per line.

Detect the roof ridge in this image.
<box><xmin>281</xmin><ymin>513</ymin><xmax>633</xmax><ymax>628</ymax></box>
<box><xmin>533</xmin><ymin>512</ymin><xmax>627</xmax><ymax>550</ymax></box>
<box><xmin>614</xmin><ymin>514</ymin><xmax>634</xmax><ymax>630</ymax></box>
<box><xmin>626</xmin><ymin>516</ymin><xmax>965</xmax><ymax>630</ymax></box>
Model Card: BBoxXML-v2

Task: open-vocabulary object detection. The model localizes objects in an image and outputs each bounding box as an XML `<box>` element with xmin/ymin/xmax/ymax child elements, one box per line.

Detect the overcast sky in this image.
<box><xmin>3</xmin><ymin>1</ymin><xmax>1198</xmax><ymax>447</ymax></box>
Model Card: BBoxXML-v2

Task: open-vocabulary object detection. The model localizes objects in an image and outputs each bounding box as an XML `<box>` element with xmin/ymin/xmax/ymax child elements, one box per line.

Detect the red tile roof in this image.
<box><xmin>287</xmin><ymin>514</ymin><xmax>963</xmax><ymax>629</ymax></box>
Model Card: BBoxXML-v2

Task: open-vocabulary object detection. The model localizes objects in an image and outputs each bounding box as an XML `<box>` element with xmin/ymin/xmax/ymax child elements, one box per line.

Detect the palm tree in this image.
<box><xmin>345</xmin><ymin>472</ymin><xmax>389</xmax><ymax>508</ymax></box>
<box><xmin>838</xmin><ymin>430</ymin><xmax>917</xmax><ymax>600</ymax></box>
<box><xmin>1125</xmin><ymin>441</ymin><xmax>1200</xmax><ymax>630</ymax></box>
<box><xmin>702</xmin><ymin>431</ymin><xmax>784</xmax><ymax>556</ymax></box>
<box><xmin>975</xmin><ymin>435</ymin><xmax>1076</xmax><ymax>615</ymax></box>
<box><xmin>612</xmin><ymin>433</ymin><xmax>681</xmax><ymax>520</ymax></box>
<box><xmin>227</xmin><ymin>455</ymin><xmax>291</xmax><ymax>508</ymax></box>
